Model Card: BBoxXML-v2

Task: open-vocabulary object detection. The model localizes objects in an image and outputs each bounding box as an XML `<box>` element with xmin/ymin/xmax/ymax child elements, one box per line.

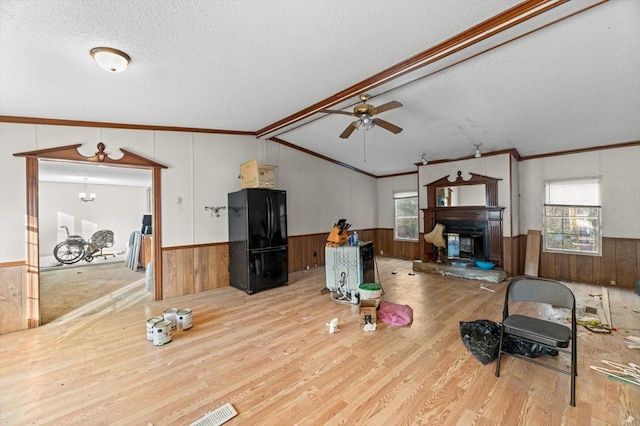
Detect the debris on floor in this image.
<box><xmin>479</xmin><ymin>283</ymin><xmax>495</xmax><ymax>292</ymax></box>
<box><xmin>590</xmin><ymin>360</ymin><xmax>640</xmax><ymax>386</ymax></box>
<box><xmin>625</xmin><ymin>336</ymin><xmax>640</xmax><ymax>349</ymax></box>
<box><xmin>326</xmin><ymin>318</ymin><xmax>340</xmax><ymax>334</ymax></box>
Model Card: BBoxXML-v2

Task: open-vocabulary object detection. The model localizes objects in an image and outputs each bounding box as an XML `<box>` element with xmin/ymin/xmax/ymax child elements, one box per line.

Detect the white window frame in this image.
<box><xmin>542</xmin><ymin>177</ymin><xmax>602</xmax><ymax>256</ymax></box>
<box><xmin>394</xmin><ymin>191</ymin><xmax>419</xmax><ymax>242</ymax></box>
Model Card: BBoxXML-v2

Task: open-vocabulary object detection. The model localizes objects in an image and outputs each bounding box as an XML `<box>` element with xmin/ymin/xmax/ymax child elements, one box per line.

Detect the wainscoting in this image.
<box><xmin>372</xmin><ymin>228</ymin><xmax>422</xmax><ymax>260</ymax></box>
<box><xmin>6</xmin><ymin>231</ymin><xmax>635</xmax><ymax>334</ymax></box>
<box><xmin>162</xmin><ymin>243</ymin><xmax>229</xmax><ymax>299</ymax></box>
<box><xmin>511</xmin><ymin>234</ymin><xmax>639</xmax><ymax>289</ymax></box>
<box><xmin>0</xmin><ymin>263</ymin><xmax>26</xmax><ymax>335</ymax></box>
<box><xmin>161</xmin><ymin>228</ymin><xmax>420</xmax><ymax>300</ymax></box>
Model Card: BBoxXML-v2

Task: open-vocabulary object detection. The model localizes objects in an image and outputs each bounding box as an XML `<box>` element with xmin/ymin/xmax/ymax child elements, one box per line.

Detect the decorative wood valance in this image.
<box><xmin>14</xmin><ymin>143</ymin><xmax>167</xmax><ymax>169</ymax></box>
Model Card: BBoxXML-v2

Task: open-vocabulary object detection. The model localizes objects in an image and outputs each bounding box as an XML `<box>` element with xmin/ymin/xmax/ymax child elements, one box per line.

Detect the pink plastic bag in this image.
<box><xmin>377</xmin><ymin>301</ymin><xmax>413</xmax><ymax>326</ymax></box>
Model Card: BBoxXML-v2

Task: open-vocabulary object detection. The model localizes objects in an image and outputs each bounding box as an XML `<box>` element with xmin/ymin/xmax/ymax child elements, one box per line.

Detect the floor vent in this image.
<box><xmin>189</xmin><ymin>402</ymin><xmax>238</xmax><ymax>426</ymax></box>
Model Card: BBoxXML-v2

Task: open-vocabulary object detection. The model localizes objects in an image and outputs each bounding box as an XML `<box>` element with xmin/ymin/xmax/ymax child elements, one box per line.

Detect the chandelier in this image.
<box><xmin>79</xmin><ymin>178</ymin><xmax>96</xmax><ymax>202</ymax></box>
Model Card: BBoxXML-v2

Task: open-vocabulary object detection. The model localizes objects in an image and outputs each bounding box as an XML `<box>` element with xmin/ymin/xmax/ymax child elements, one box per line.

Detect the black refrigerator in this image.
<box><xmin>228</xmin><ymin>188</ymin><xmax>288</xmax><ymax>294</ymax></box>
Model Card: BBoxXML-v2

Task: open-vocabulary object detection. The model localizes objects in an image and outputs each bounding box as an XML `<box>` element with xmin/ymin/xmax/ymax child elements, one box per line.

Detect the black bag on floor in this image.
<box><xmin>459</xmin><ymin>320</ymin><xmax>502</xmax><ymax>365</ymax></box>
<box><xmin>460</xmin><ymin>320</ymin><xmax>559</xmax><ymax>365</ymax></box>
<box><xmin>503</xmin><ymin>335</ymin><xmax>559</xmax><ymax>358</ymax></box>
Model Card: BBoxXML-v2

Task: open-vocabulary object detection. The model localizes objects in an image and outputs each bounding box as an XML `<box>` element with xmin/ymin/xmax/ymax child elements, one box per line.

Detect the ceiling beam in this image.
<box><xmin>256</xmin><ymin>0</ymin><xmax>571</xmax><ymax>139</ymax></box>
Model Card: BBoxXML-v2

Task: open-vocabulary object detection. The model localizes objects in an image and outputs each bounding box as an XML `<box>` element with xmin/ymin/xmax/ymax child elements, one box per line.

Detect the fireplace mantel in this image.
<box><xmin>422</xmin><ymin>171</ymin><xmax>505</xmax><ymax>267</ymax></box>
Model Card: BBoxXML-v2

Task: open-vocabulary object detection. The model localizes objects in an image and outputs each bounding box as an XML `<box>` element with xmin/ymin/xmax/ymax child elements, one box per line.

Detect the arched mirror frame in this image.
<box><xmin>14</xmin><ymin>143</ymin><xmax>166</xmax><ymax>328</ymax></box>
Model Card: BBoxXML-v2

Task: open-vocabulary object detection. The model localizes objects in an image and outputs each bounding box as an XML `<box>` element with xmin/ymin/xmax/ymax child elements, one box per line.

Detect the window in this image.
<box><xmin>543</xmin><ymin>178</ymin><xmax>601</xmax><ymax>255</ymax></box>
<box><xmin>394</xmin><ymin>191</ymin><xmax>418</xmax><ymax>241</ymax></box>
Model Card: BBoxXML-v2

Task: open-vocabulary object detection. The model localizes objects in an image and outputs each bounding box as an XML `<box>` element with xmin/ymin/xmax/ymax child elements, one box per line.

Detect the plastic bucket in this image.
<box><xmin>359</xmin><ymin>283</ymin><xmax>382</xmax><ymax>300</ymax></box>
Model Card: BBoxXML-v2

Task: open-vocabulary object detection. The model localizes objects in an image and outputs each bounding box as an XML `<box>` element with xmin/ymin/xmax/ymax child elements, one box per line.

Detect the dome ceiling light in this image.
<box><xmin>90</xmin><ymin>47</ymin><xmax>130</xmax><ymax>73</ymax></box>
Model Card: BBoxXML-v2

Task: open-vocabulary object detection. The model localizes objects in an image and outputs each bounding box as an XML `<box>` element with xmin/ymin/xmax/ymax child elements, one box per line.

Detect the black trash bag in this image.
<box><xmin>459</xmin><ymin>320</ymin><xmax>502</xmax><ymax>365</ymax></box>
<box><xmin>503</xmin><ymin>336</ymin><xmax>559</xmax><ymax>358</ymax></box>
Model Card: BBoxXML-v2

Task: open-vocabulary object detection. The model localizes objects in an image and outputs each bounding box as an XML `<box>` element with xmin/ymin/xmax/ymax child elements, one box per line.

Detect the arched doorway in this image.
<box><xmin>14</xmin><ymin>143</ymin><xmax>166</xmax><ymax>328</ymax></box>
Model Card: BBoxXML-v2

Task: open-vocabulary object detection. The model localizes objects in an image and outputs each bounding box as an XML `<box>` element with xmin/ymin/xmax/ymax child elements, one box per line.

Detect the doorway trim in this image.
<box><xmin>14</xmin><ymin>143</ymin><xmax>167</xmax><ymax>328</ymax></box>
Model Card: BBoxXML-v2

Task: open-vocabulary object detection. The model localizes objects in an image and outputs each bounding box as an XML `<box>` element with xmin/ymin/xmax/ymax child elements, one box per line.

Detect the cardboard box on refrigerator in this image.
<box><xmin>240</xmin><ymin>159</ymin><xmax>277</xmax><ymax>188</ymax></box>
<box><xmin>359</xmin><ymin>299</ymin><xmax>377</xmax><ymax>325</ymax></box>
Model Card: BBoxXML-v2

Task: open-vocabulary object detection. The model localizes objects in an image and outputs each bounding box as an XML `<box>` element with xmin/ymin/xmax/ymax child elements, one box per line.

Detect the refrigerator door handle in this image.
<box><xmin>266</xmin><ymin>195</ymin><xmax>272</xmax><ymax>240</ymax></box>
<box><xmin>270</xmin><ymin>195</ymin><xmax>275</xmax><ymax>240</ymax></box>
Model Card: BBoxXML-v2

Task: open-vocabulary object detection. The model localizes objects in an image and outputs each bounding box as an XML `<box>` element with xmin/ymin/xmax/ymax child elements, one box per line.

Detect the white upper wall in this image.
<box><xmin>510</xmin><ymin>155</ymin><xmax>520</xmax><ymax>238</ymax></box>
<box><xmin>376</xmin><ymin>173</ymin><xmax>419</xmax><ymax>229</ymax></box>
<box><xmin>0</xmin><ymin>122</ymin><xmax>379</xmax><ymax>262</ymax></box>
<box><xmin>518</xmin><ymin>146</ymin><xmax>640</xmax><ymax>238</ymax></box>
<box><xmin>2</xmin><ymin>122</ymin><xmax>638</xmax><ymax>263</ymax></box>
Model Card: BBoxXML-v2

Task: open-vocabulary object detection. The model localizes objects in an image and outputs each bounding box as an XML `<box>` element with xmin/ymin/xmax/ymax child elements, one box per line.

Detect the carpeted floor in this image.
<box><xmin>40</xmin><ymin>261</ymin><xmax>147</xmax><ymax>324</ymax></box>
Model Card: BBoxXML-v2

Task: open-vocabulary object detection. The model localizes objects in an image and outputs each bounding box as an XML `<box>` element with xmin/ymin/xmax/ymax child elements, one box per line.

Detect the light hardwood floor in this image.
<box><xmin>1</xmin><ymin>257</ymin><xmax>638</xmax><ymax>425</ymax></box>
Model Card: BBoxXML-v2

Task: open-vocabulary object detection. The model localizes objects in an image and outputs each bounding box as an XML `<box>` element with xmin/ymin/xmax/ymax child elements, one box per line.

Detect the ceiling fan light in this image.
<box><xmin>90</xmin><ymin>47</ymin><xmax>130</xmax><ymax>73</ymax></box>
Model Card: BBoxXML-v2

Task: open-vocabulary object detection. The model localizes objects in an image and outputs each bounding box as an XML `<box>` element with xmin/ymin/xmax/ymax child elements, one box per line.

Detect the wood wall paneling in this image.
<box><xmin>601</xmin><ymin>238</ymin><xmax>617</xmax><ymax>286</ymax></box>
<box><xmin>575</xmin><ymin>255</ymin><xmax>594</xmax><ymax>285</ymax></box>
<box><xmin>371</xmin><ymin>229</ymin><xmax>420</xmax><ymax>260</ymax></box>
<box><xmin>163</xmin><ymin>244</ymin><xmax>230</xmax><ymax>299</ymax></box>
<box><xmin>162</xmin><ymin>249</ymin><xmax>179</xmax><ymax>299</ymax></box>
<box><xmin>26</xmin><ymin>157</ymin><xmax>39</xmax><ymax>327</ymax></box>
<box><xmin>3</xmin><ymin>232</ymin><xmax>638</xmax><ymax>334</ymax></box>
<box><xmin>614</xmin><ymin>239</ymin><xmax>638</xmax><ymax>287</ymax></box>
<box><xmin>554</xmin><ymin>252</ymin><xmax>571</xmax><ymax>282</ymax></box>
<box><xmin>288</xmin><ymin>233</ymin><xmax>325</xmax><ymax>273</ymax></box>
<box><xmin>193</xmin><ymin>244</ymin><xmax>229</xmax><ymax>292</ymax></box>
<box><xmin>177</xmin><ymin>248</ymin><xmax>195</xmax><ymax>296</ymax></box>
<box><xmin>510</xmin><ymin>235</ymin><xmax>639</xmax><ymax>289</ymax></box>
<box><xmin>0</xmin><ymin>265</ymin><xmax>24</xmax><ymax>334</ymax></box>
<box><xmin>502</xmin><ymin>236</ymin><xmax>517</xmax><ymax>278</ymax></box>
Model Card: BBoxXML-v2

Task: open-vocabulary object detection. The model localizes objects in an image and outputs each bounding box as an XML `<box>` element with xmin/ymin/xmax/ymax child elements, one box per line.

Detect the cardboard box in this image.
<box><xmin>240</xmin><ymin>159</ymin><xmax>276</xmax><ymax>188</ymax></box>
<box><xmin>359</xmin><ymin>299</ymin><xmax>377</xmax><ymax>325</ymax></box>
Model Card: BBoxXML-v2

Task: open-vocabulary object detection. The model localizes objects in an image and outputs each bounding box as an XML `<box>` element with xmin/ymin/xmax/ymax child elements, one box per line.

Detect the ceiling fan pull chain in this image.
<box><xmin>363</xmin><ymin>130</ymin><xmax>367</xmax><ymax>163</ymax></box>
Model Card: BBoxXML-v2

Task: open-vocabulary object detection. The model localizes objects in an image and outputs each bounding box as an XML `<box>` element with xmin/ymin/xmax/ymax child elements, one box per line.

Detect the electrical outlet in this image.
<box><xmin>610</xmin><ymin>280</ymin><xmax>616</xmax><ymax>286</ymax></box>
<box><xmin>380</xmin><ymin>250</ymin><xmax>384</xmax><ymax>255</ymax></box>
<box><xmin>313</xmin><ymin>251</ymin><xmax>317</xmax><ymax>257</ymax></box>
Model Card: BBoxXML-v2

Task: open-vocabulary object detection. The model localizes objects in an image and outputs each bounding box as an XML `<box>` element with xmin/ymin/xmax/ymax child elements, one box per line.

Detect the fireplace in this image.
<box><xmin>422</xmin><ymin>171</ymin><xmax>505</xmax><ymax>267</ymax></box>
<box><xmin>440</xmin><ymin>220</ymin><xmax>487</xmax><ymax>262</ymax></box>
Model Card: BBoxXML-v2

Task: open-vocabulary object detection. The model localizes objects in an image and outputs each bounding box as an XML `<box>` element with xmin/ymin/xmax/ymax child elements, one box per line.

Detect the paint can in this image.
<box><xmin>163</xmin><ymin>307</ymin><xmax>179</xmax><ymax>330</ymax></box>
<box><xmin>176</xmin><ymin>308</ymin><xmax>193</xmax><ymax>331</ymax></box>
<box><xmin>152</xmin><ymin>320</ymin><xmax>173</xmax><ymax>346</ymax></box>
<box><xmin>146</xmin><ymin>316</ymin><xmax>164</xmax><ymax>341</ymax></box>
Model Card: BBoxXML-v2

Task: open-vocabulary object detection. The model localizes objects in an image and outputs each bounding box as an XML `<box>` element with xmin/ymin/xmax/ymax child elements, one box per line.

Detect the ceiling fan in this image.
<box><xmin>321</xmin><ymin>94</ymin><xmax>403</xmax><ymax>139</ymax></box>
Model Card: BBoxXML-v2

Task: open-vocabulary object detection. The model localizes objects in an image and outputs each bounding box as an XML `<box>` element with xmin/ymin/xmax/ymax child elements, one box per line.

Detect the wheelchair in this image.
<box><xmin>53</xmin><ymin>226</ymin><xmax>114</xmax><ymax>265</ymax></box>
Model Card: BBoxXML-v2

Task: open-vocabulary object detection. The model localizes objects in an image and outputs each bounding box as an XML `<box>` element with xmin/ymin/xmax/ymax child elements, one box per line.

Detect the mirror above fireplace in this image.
<box><xmin>436</xmin><ymin>184</ymin><xmax>485</xmax><ymax>207</ymax></box>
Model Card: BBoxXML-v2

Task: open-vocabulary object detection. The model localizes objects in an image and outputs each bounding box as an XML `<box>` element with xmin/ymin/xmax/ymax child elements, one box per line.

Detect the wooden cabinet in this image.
<box><xmin>140</xmin><ymin>235</ymin><xmax>153</xmax><ymax>268</ymax></box>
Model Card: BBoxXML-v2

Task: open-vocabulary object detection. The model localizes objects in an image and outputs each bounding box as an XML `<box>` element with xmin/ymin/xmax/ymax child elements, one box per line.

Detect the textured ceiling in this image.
<box><xmin>1</xmin><ymin>0</ymin><xmax>639</xmax><ymax>178</ymax></box>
